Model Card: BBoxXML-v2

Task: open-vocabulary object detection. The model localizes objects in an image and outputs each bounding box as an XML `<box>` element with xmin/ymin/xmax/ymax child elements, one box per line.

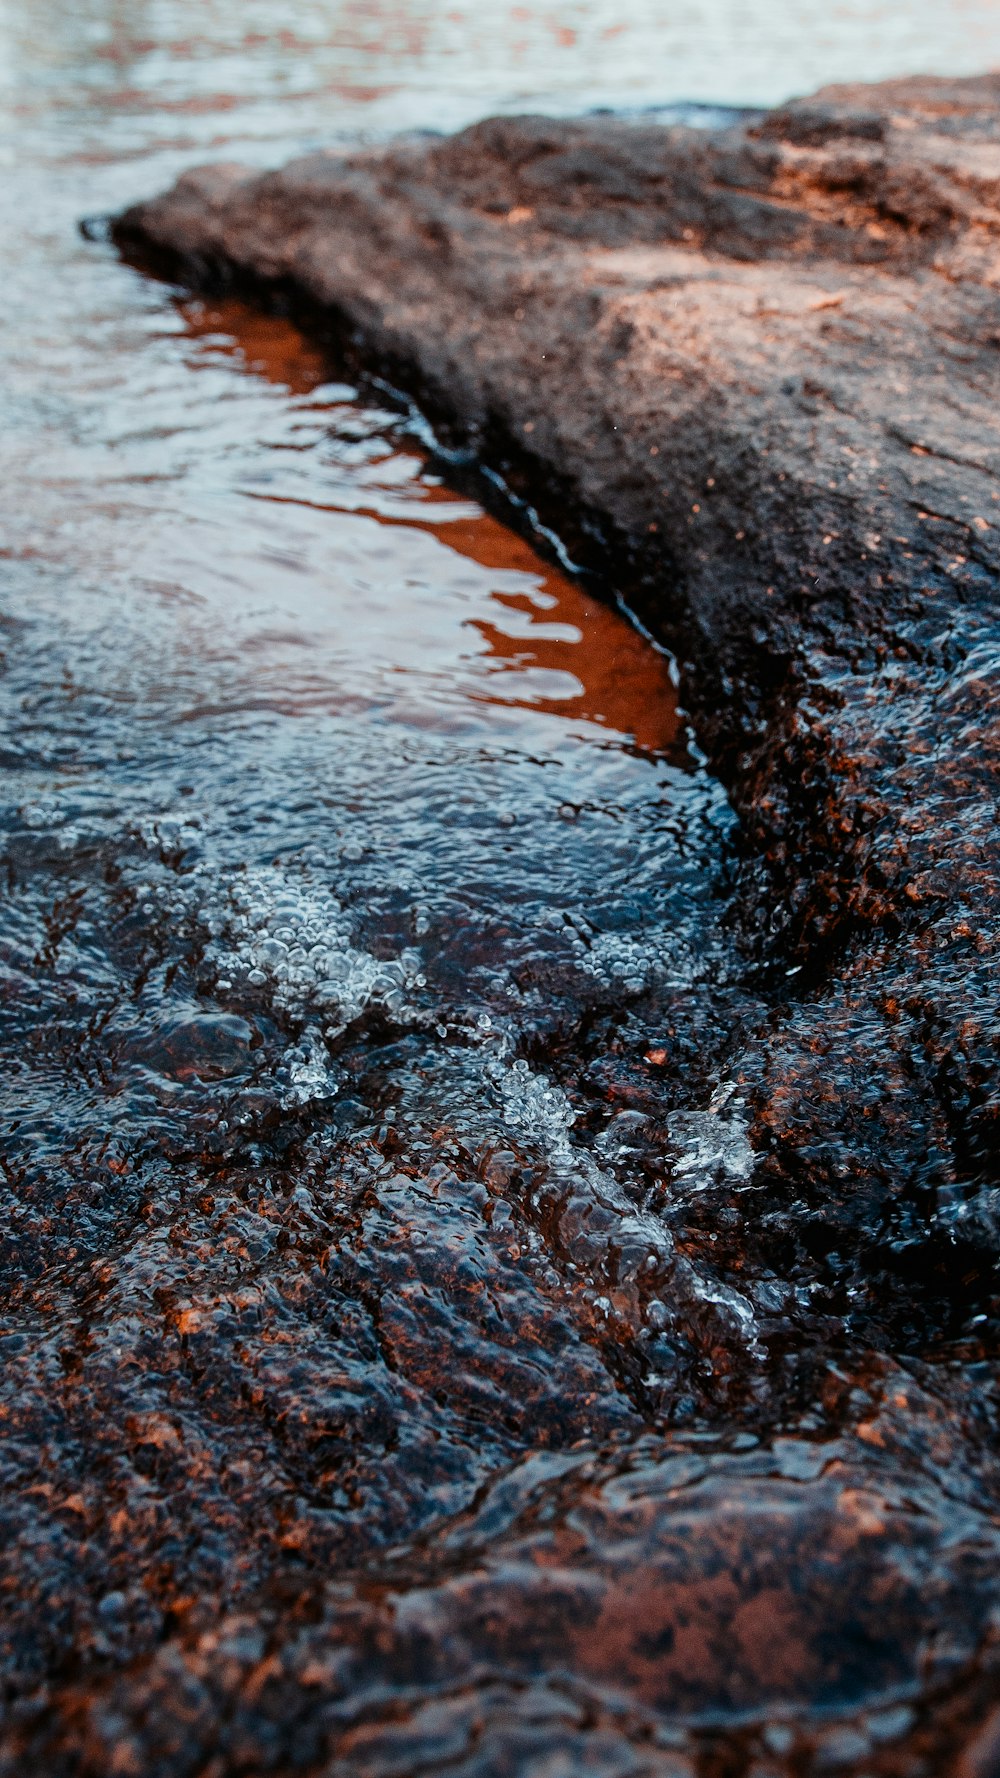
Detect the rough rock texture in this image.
<box><xmin>75</xmin><ymin>74</ymin><xmax>1000</xmax><ymax>1776</ymax></box>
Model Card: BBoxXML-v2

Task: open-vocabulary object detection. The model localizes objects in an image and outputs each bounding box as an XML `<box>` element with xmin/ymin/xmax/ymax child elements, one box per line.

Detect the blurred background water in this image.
<box><xmin>3</xmin><ymin>0</ymin><xmax>1000</xmax><ymax>160</ymax></box>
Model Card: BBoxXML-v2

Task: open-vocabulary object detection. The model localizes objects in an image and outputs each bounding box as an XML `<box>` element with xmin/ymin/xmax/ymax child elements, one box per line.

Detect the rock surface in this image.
<box><xmin>71</xmin><ymin>74</ymin><xmax>1000</xmax><ymax>1775</ymax></box>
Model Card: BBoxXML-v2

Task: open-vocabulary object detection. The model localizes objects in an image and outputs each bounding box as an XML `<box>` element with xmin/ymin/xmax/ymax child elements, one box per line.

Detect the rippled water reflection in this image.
<box><xmin>3</xmin><ymin>4</ymin><xmax>1000</xmax><ymax>1774</ymax></box>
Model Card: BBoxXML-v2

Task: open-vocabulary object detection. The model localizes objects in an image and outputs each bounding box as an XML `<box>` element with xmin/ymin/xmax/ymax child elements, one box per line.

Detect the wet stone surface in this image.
<box><xmin>0</xmin><ymin>295</ymin><xmax>755</xmax><ymax>1769</ymax></box>
<box><xmin>4</xmin><ymin>12</ymin><xmax>1000</xmax><ymax>1776</ymax></box>
<box><xmin>0</xmin><ymin>305</ymin><xmax>997</xmax><ymax>1778</ymax></box>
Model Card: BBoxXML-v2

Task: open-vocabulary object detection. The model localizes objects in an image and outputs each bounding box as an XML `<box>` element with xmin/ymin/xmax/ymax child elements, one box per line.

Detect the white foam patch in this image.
<box><xmin>282</xmin><ymin>1024</ymin><xmax>339</xmax><ymax>1106</ymax></box>
<box><xmin>667</xmin><ymin>1082</ymin><xmax>757</xmax><ymax>1190</ymax></box>
<box><xmin>196</xmin><ymin>864</ymin><xmax>423</xmax><ymax>1036</ymax></box>
<box><xmin>480</xmin><ymin>1043</ymin><xmax>759</xmax><ymax>1355</ymax></box>
<box><xmin>133</xmin><ymin>839</ymin><xmax>426</xmax><ymax>1105</ymax></box>
<box><xmin>487</xmin><ymin>1055</ymin><xmax>578</xmax><ymax>1149</ymax></box>
<box><xmin>577</xmin><ymin>928</ymin><xmax>658</xmax><ymax>995</ymax></box>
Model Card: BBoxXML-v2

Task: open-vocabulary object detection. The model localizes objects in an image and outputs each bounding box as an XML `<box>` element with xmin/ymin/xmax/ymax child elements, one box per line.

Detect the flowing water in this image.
<box><xmin>3</xmin><ymin>5</ymin><xmax>1000</xmax><ymax>1775</ymax></box>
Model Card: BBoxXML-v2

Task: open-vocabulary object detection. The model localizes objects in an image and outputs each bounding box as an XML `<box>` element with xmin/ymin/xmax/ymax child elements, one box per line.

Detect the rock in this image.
<box><xmin>112</xmin><ymin>77</ymin><xmax>1000</xmax><ymax>1257</ymax></box>
<box><xmin>102</xmin><ymin>76</ymin><xmax>1000</xmax><ymax>1773</ymax></box>
<box><xmin>8</xmin><ymin>1382</ymin><xmax>1000</xmax><ymax>1775</ymax></box>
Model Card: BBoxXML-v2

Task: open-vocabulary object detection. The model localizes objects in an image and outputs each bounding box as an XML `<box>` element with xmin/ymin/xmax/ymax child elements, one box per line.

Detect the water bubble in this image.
<box><xmin>257</xmin><ymin>937</ymin><xmax>288</xmax><ymax>966</ymax></box>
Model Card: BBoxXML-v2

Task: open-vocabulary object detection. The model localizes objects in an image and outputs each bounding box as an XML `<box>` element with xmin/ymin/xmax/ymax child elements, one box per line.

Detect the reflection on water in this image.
<box><xmin>177</xmin><ymin>298</ymin><xmax>683</xmax><ymax>751</ymax></box>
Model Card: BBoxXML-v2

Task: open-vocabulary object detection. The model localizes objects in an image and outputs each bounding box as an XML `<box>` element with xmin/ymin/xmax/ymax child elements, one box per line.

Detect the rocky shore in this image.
<box><xmin>51</xmin><ymin>72</ymin><xmax>1000</xmax><ymax>1776</ymax></box>
<box><xmin>114</xmin><ymin>75</ymin><xmax>1000</xmax><ymax>1244</ymax></box>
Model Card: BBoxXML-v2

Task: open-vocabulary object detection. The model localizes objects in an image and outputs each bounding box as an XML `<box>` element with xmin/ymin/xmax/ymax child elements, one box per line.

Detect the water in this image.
<box><xmin>2</xmin><ymin>4</ymin><xmax>1000</xmax><ymax>1774</ymax></box>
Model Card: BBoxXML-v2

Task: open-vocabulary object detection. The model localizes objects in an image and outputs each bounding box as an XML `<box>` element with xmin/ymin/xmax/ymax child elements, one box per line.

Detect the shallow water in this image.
<box><xmin>3</xmin><ymin>5</ymin><xmax>1000</xmax><ymax>1775</ymax></box>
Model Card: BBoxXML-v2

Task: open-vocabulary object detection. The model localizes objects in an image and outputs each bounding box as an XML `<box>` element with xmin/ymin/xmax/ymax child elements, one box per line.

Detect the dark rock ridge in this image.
<box><xmin>95</xmin><ymin>76</ymin><xmax>1000</xmax><ymax>1775</ymax></box>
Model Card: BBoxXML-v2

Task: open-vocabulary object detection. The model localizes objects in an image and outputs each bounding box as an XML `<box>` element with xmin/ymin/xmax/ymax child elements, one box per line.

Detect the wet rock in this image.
<box><xmin>8</xmin><ymin>68</ymin><xmax>993</xmax><ymax>1774</ymax></box>
<box><xmin>118</xmin><ymin>1008</ymin><xmax>257</xmax><ymax>1082</ymax></box>
<box><xmin>5</xmin><ymin>1383</ymin><xmax>1000</xmax><ymax>1773</ymax></box>
<box><xmin>112</xmin><ymin>76</ymin><xmax>1000</xmax><ymax>1252</ymax></box>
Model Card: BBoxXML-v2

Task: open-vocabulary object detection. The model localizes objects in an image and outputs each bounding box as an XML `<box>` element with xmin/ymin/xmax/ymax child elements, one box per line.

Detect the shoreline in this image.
<box><xmin>112</xmin><ymin>73</ymin><xmax>1000</xmax><ymax>1250</ymax></box>
<box><xmin>88</xmin><ymin>76</ymin><xmax>1000</xmax><ymax>1771</ymax></box>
